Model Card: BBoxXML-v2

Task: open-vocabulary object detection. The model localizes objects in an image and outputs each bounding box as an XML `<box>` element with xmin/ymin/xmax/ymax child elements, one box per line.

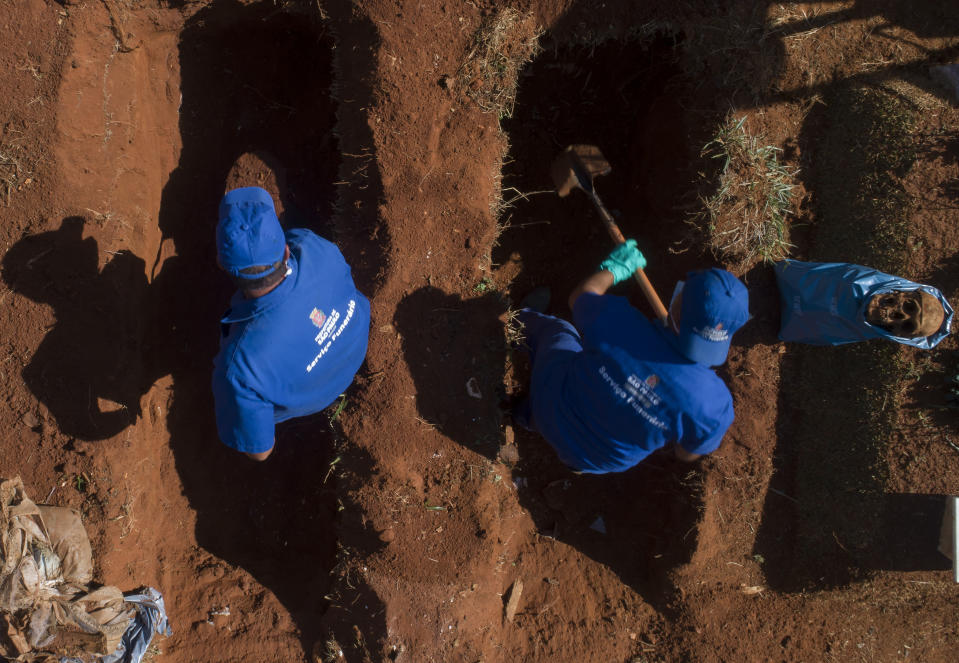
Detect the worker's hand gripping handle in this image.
<box><xmin>590</xmin><ymin>191</ymin><xmax>669</xmax><ymax>323</ymax></box>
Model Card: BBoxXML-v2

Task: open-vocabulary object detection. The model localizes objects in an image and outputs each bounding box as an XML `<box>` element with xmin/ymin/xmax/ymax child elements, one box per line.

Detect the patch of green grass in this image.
<box><xmin>694</xmin><ymin>114</ymin><xmax>798</xmax><ymax>267</ymax></box>
<box><xmin>473</xmin><ymin>276</ymin><xmax>495</xmax><ymax>293</ymax></box>
<box><xmin>328</xmin><ymin>394</ymin><xmax>347</xmax><ymax>423</ymax></box>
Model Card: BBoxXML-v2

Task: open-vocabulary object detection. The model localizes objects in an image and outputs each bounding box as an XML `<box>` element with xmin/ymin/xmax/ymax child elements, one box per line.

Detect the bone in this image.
<box><xmin>865</xmin><ymin>290</ymin><xmax>944</xmax><ymax>338</ymax></box>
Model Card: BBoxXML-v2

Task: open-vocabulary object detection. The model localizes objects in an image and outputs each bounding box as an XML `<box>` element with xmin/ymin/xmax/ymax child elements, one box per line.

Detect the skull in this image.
<box><xmin>865</xmin><ymin>290</ymin><xmax>944</xmax><ymax>338</ymax></box>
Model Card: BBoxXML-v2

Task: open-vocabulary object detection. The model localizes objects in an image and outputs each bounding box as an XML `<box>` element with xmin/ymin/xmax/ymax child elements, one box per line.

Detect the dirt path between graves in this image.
<box><xmin>1</xmin><ymin>1</ymin><xmax>958</xmax><ymax>662</ymax></box>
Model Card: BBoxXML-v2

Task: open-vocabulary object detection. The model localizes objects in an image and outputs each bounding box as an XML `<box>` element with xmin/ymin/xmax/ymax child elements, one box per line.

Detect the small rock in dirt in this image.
<box><xmin>538</xmin><ymin>522</ymin><xmax>559</xmax><ymax>540</ymax></box>
<box><xmin>22</xmin><ymin>412</ymin><xmax>40</xmax><ymax>429</ymax></box>
<box><xmin>466</xmin><ymin>377</ymin><xmax>482</xmax><ymax>399</ymax></box>
<box><xmin>503</xmin><ymin>578</ymin><xmax>523</xmax><ymax>623</ymax></box>
<box><xmin>379</xmin><ymin>528</ymin><xmax>395</xmax><ymax>543</ymax></box>
<box><xmin>498</xmin><ymin>444</ymin><xmax>519</xmax><ymax>464</ymax></box>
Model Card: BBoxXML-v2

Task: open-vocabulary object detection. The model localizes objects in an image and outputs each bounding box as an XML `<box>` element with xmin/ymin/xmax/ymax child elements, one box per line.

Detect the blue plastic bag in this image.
<box><xmin>773</xmin><ymin>259</ymin><xmax>953</xmax><ymax>348</ymax></box>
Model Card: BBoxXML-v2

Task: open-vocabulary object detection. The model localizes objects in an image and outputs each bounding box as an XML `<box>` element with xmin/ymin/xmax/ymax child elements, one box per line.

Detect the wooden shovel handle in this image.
<box><xmin>631</xmin><ymin>264</ymin><xmax>670</xmax><ymax>323</ymax></box>
<box><xmin>591</xmin><ymin>193</ymin><xmax>669</xmax><ymax>323</ymax></box>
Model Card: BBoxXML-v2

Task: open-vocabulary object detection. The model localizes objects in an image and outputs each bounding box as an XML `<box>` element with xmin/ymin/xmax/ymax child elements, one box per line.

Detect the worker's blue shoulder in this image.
<box><xmin>286</xmin><ymin>229</ymin><xmax>350</xmax><ymax>280</ymax></box>
<box><xmin>286</xmin><ymin>227</ymin><xmax>330</xmax><ymax>249</ymax></box>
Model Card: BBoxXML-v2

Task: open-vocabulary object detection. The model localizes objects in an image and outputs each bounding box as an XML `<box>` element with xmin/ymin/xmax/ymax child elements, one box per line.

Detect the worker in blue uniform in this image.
<box><xmin>515</xmin><ymin>241</ymin><xmax>750</xmax><ymax>473</ymax></box>
<box><xmin>212</xmin><ymin>187</ymin><xmax>370</xmax><ymax>460</ymax></box>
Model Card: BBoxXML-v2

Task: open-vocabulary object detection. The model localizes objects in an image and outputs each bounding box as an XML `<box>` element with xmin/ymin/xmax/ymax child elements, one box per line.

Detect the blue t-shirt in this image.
<box><xmin>212</xmin><ymin>229</ymin><xmax>370</xmax><ymax>453</ymax></box>
<box><xmin>530</xmin><ymin>293</ymin><xmax>733</xmax><ymax>473</ymax></box>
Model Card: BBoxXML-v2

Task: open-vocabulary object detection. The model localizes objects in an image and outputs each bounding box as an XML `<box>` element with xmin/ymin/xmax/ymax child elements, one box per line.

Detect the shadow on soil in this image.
<box><xmin>1</xmin><ymin>217</ymin><xmax>148</xmax><ymax>440</ymax></box>
<box><xmin>147</xmin><ymin>0</ymin><xmax>386</xmax><ymax>653</ymax></box>
<box><xmin>676</xmin><ymin>0</ymin><xmax>959</xmax><ymax>107</ymax></box>
<box><xmin>490</xmin><ymin>3</ymin><xmax>959</xmax><ymax>599</ymax></box>
<box><xmin>757</xmin><ymin>342</ymin><xmax>952</xmax><ymax>592</ymax></box>
<box><xmin>2</xmin><ymin>0</ymin><xmax>390</xmax><ymax>654</ymax></box>
<box><xmin>493</xmin><ymin>35</ymin><xmax>696</xmax><ymax>310</ymax></box>
<box><xmin>397</xmin><ymin>286</ymin><xmax>703</xmax><ymax>614</ymax></box>
<box><xmin>507</xmin><ymin>438</ymin><xmax>707</xmax><ymax>617</ymax></box>
<box><xmin>459</xmin><ymin>32</ymin><xmax>734</xmax><ymax>613</ymax></box>
<box><xmin>754</xmin><ymin>75</ymin><xmax>955</xmax><ymax>590</ymax></box>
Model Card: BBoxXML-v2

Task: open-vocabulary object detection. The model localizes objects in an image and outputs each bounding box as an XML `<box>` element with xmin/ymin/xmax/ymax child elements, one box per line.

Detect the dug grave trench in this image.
<box><xmin>1</xmin><ymin>0</ymin><xmax>356</xmax><ymax>656</ymax></box>
<box><xmin>489</xmin><ymin>35</ymin><xmax>718</xmax><ymax>610</ymax></box>
<box><xmin>495</xmin><ymin>32</ymin><xmax>957</xmax><ymax>602</ymax></box>
<box><xmin>754</xmin><ymin>83</ymin><xmax>955</xmax><ymax>592</ymax></box>
<box><xmin>148</xmin><ymin>1</ymin><xmax>351</xmax><ymax>649</ymax></box>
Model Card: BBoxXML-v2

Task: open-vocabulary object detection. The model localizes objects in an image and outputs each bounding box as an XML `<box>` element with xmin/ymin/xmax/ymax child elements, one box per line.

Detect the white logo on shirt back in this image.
<box><xmin>306</xmin><ymin>299</ymin><xmax>356</xmax><ymax>372</ymax></box>
<box><xmin>598</xmin><ymin>365</ymin><xmax>668</xmax><ymax>430</ymax></box>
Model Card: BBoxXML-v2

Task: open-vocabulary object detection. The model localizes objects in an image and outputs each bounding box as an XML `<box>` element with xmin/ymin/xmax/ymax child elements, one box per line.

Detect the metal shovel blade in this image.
<box><xmin>551</xmin><ymin>144</ymin><xmax>612</xmax><ymax>198</ymax></box>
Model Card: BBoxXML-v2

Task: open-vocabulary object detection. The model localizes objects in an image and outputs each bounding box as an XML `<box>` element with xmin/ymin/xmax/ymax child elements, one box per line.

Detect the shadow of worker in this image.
<box><xmin>505</xmin><ymin>397</ymin><xmax>702</xmax><ymax>616</ymax></box>
<box><xmin>396</xmin><ymin>286</ymin><xmax>698</xmax><ymax>614</ymax></box>
<box><xmin>394</xmin><ymin>287</ymin><xmax>509</xmax><ymax>460</ymax></box>
<box><xmin>1</xmin><ymin>216</ymin><xmax>148</xmax><ymax>440</ymax></box>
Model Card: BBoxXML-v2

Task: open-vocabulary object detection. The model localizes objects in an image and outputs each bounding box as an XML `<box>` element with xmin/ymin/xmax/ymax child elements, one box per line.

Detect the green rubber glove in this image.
<box><xmin>599</xmin><ymin>239</ymin><xmax>647</xmax><ymax>285</ymax></box>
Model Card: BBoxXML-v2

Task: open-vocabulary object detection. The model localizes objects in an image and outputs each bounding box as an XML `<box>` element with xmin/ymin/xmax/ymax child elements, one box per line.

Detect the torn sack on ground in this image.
<box><xmin>0</xmin><ymin>477</ymin><xmax>171</xmax><ymax>662</ymax></box>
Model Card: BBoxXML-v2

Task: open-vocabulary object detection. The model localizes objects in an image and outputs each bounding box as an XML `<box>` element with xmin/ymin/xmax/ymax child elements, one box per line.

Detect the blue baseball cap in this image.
<box><xmin>216</xmin><ymin>187</ymin><xmax>285</xmax><ymax>279</ymax></box>
<box><xmin>676</xmin><ymin>268</ymin><xmax>750</xmax><ymax>366</ymax></box>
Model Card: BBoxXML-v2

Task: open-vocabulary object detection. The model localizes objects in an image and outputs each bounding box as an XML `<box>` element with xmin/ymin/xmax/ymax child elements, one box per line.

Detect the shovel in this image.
<box><xmin>551</xmin><ymin>144</ymin><xmax>669</xmax><ymax>322</ymax></box>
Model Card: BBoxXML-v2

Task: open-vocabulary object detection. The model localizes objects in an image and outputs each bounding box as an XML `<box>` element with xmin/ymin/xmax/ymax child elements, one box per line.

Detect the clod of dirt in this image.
<box><xmin>503</xmin><ymin>578</ymin><xmax>523</xmax><ymax>622</ymax></box>
<box><xmin>498</xmin><ymin>444</ymin><xmax>519</xmax><ymax>465</ymax></box>
<box><xmin>465</xmin><ymin>377</ymin><xmax>482</xmax><ymax>399</ymax></box>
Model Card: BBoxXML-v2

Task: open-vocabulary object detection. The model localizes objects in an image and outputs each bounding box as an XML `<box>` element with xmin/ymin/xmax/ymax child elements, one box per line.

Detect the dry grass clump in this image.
<box><xmin>456</xmin><ymin>8</ymin><xmax>543</xmax><ymax>118</ymax></box>
<box><xmin>693</xmin><ymin>114</ymin><xmax>798</xmax><ymax>267</ymax></box>
<box><xmin>0</xmin><ymin>147</ymin><xmax>30</xmax><ymax>207</ymax></box>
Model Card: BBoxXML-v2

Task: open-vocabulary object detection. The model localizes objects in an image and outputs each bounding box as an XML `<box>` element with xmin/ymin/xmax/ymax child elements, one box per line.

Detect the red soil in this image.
<box><xmin>1</xmin><ymin>1</ymin><xmax>958</xmax><ymax>662</ymax></box>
